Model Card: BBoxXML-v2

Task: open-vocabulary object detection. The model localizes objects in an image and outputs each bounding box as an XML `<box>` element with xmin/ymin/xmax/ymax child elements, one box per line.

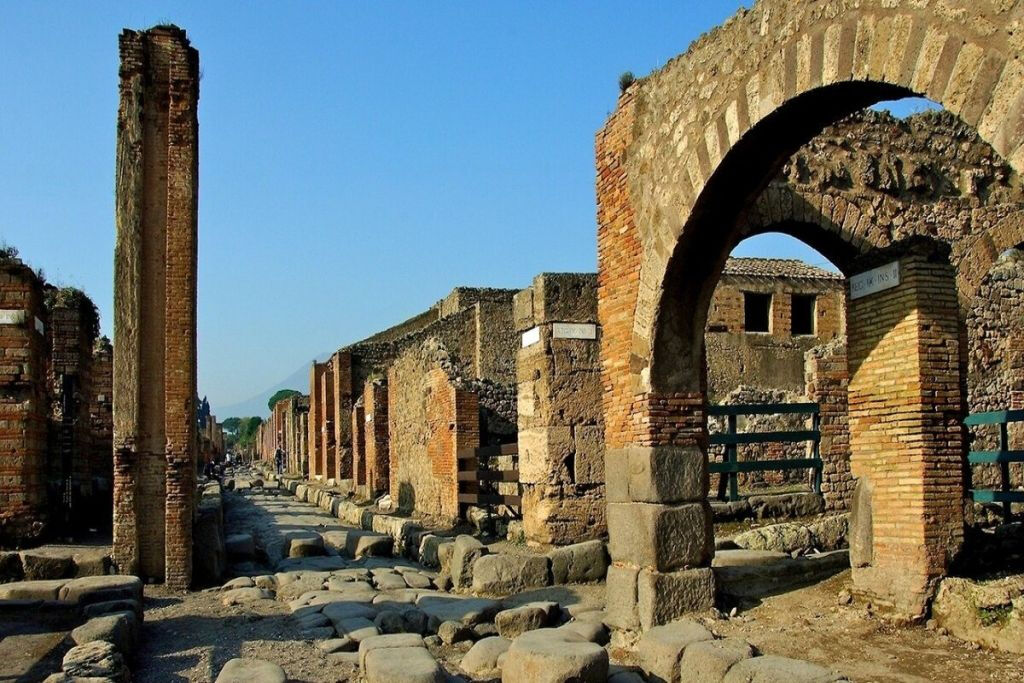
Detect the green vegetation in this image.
<box><xmin>224</xmin><ymin>416</ymin><xmax>262</xmax><ymax>451</ymax></box>
<box><xmin>977</xmin><ymin>603</ymin><xmax>1013</xmax><ymax>627</ymax></box>
<box><xmin>619</xmin><ymin>71</ymin><xmax>635</xmax><ymax>93</ymax></box>
<box><xmin>267</xmin><ymin>388</ymin><xmax>301</xmax><ymax>411</ymax></box>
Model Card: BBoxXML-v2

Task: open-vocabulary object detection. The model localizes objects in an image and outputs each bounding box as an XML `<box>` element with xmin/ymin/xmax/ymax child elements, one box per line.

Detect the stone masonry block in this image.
<box><xmin>605</xmin><ymin>450</ymin><xmax>628</xmax><ymax>503</ymax></box>
<box><xmin>637</xmin><ymin>568</ymin><xmax>715</xmax><ymax>631</ymax></box>
<box><xmin>518</xmin><ymin>427</ymin><xmax>573</xmax><ymax>485</ymax></box>
<box><xmin>573</xmin><ymin>425</ymin><xmax>604</xmax><ymax>485</ymax></box>
<box><xmin>628</xmin><ymin>446</ymin><xmax>706</xmax><ymax>504</ymax></box>
<box><xmin>607</xmin><ymin>502</ymin><xmax>713</xmax><ymax>571</ymax></box>
<box><xmin>604</xmin><ymin>563</ymin><xmax>639</xmax><ymax>631</ymax></box>
<box><xmin>514</xmin><ymin>288</ymin><xmax>535</xmax><ymax>333</ymax></box>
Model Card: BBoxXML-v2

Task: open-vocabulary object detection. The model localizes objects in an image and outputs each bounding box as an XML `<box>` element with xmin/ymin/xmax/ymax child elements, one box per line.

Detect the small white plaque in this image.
<box><xmin>35</xmin><ymin>317</ymin><xmax>45</xmax><ymax>334</ymax></box>
<box><xmin>552</xmin><ymin>322</ymin><xmax>598</xmax><ymax>340</ymax></box>
<box><xmin>365</xmin><ymin>413</ymin><xmax>373</xmax><ymax>423</ymax></box>
<box><xmin>850</xmin><ymin>261</ymin><xmax>899</xmax><ymax>300</ymax></box>
<box><xmin>0</xmin><ymin>309</ymin><xmax>26</xmax><ymax>325</ymax></box>
<box><xmin>521</xmin><ymin>326</ymin><xmax>541</xmax><ymax>348</ymax></box>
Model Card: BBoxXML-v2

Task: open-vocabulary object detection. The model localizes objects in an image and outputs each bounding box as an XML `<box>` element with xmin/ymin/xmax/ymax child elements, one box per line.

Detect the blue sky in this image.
<box><xmin>0</xmin><ymin>2</ymin><xmax>931</xmax><ymax>413</ymax></box>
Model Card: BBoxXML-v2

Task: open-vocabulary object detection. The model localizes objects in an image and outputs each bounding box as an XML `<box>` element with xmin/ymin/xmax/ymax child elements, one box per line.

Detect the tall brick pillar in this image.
<box><xmin>847</xmin><ymin>240</ymin><xmax>964</xmax><ymax>620</ymax></box>
<box><xmin>331</xmin><ymin>351</ymin><xmax>355</xmax><ymax>483</ymax></box>
<box><xmin>0</xmin><ymin>259</ymin><xmax>49</xmax><ymax>546</ymax></box>
<box><xmin>352</xmin><ymin>397</ymin><xmax>366</xmax><ymax>492</ymax></box>
<box><xmin>364</xmin><ymin>380</ymin><xmax>389</xmax><ymax>498</ymax></box>
<box><xmin>308</xmin><ymin>361</ymin><xmax>325</xmax><ymax>478</ymax></box>
<box><xmin>805</xmin><ymin>341</ymin><xmax>852</xmax><ymax>511</ymax></box>
<box><xmin>515</xmin><ymin>273</ymin><xmax>607</xmax><ymax>546</ymax></box>
<box><xmin>113</xmin><ymin>26</ymin><xmax>199</xmax><ymax>589</ymax></box>
<box><xmin>321</xmin><ymin>362</ymin><xmax>335</xmax><ymax>480</ymax></box>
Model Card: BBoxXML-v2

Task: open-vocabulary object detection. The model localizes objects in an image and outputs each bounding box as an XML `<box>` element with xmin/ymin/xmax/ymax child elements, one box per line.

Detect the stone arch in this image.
<box><xmin>597</xmin><ymin>0</ymin><xmax>1024</xmax><ymax>630</ymax></box>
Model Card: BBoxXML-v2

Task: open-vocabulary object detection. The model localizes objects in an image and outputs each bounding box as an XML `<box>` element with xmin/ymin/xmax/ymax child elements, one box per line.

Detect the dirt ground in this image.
<box><xmin>136</xmin><ymin>585</ymin><xmax>359</xmax><ymax>682</ymax></box>
<box><xmin>710</xmin><ymin>571</ymin><xmax>1024</xmax><ymax>683</ymax></box>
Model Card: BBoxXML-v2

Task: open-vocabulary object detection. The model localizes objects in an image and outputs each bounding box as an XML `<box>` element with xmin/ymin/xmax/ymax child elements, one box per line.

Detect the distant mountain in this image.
<box><xmin>216</xmin><ymin>351</ymin><xmax>331</xmax><ymax>418</ymax></box>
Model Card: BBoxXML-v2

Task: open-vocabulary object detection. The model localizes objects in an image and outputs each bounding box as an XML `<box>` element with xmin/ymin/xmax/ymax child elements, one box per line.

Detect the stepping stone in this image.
<box><xmin>0</xmin><ymin>579</ymin><xmax>67</xmax><ymax>601</ymax></box>
<box><xmin>335</xmin><ymin>616</ymin><xmax>379</xmax><ymax>641</ymax></box>
<box><xmin>503</xmin><ymin>628</ymin><xmax>608</xmax><ymax>683</ymax></box>
<box><xmin>636</xmin><ymin>619</ymin><xmax>715</xmax><ymax>683</ymax></box>
<box><xmin>71</xmin><ymin>611</ymin><xmax>139</xmax><ymax>655</ymax></box>
<box><xmin>19</xmin><ymin>549</ymin><xmax>74</xmax><ymax>580</ymax></box>
<box><xmin>215</xmin><ymin>657</ymin><xmax>287</xmax><ymax>683</ymax></box>
<box><xmin>679</xmin><ymin>638</ymin><xmax>755</xmax><ymax>682</ymax></box>
<box><xmin>59</xmin><ymin>575</ymin><xmax>143</xmax><ymax>606</ymax></box>
<box><xmin>450</xmin><ymin>535</ymin><xmax>487</xmax><ymax>590</ymax></box>
<box><xmin>547</xmin><ymin>540</ymin><xmax>609</xmax><ymax>584</ymax></box>
<box><xmin>722</xmin><ymin>655</ymin><xmax>848</xmax><ymax>682</ymax></box>
<box><xmin>559</xmin><ymin>620</ymin><xmax>609</xmax><ymax>645</ymax></box>
<box><xmin>471</xmin><ymin>553</ymin><xmax>551</xmax><ymax>595</ymax></box>
<box><xmin>460</xmin><ymin>636</ymin><xmax>510</xmax><ymax>678</ymax></box>
<box><xmin>363</xmin><ymin>646</ymin><xmax>444</xmax><ymax>683</ymax></box>
<box><xmin>288</xmin><ymin>535</ymin><xmax>326</xmax><ymax>558</ymax></box>
<box><xmin>62</xmin><ymin>641</ymin><xmax>130</xmax><ymax>681</ymax></box>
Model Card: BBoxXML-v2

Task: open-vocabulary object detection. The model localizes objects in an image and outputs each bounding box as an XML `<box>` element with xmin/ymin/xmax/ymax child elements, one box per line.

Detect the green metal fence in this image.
<box><xmin>708</xmin><ymin>402</ymin><xmax>822</xmax><ymax>502</ymax></box>
<box><xmin>965</xmin><ymin>409</ymin><xmax>1024</xmax><ymax>522</ymax></box>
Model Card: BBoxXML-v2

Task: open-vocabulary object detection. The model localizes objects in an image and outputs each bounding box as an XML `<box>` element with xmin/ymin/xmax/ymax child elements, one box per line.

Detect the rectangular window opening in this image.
<box><xmin>743</xmin><ymin>292</ymin><xmax>771</xmax><ymax>333</ymax></box>
<box><xmin>791</xmin><ymin>294</ymin><xmax>816</xmax><ymax>336</ymax></box>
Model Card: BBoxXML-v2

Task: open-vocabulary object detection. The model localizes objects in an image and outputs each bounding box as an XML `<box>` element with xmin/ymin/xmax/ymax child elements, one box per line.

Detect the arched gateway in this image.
<box><xmin>596</xmin><ymin>0</ymin><xmax>1024</xmax><ymax>629</ymax></box>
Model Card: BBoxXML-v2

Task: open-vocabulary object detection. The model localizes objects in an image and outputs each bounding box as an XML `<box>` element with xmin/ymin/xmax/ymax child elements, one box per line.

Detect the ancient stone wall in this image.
<box><xmin>112</xmin><ymin>26</ymin><xmax>198</xmax><ymax>589</ymax></box>
<box><xmin>0</xmin><ymin>259</ymin><xmax>48</xmax><ymax>546</ymax></box>
<box><xmin>966</xmin><ymin>248</ymin><xmax>1024</xmax><ymax>490</ymax></box>
<box><xmin>516</xmin><ymin>273</ymin><xmax>606</xmax><ymax>546</ymax></box>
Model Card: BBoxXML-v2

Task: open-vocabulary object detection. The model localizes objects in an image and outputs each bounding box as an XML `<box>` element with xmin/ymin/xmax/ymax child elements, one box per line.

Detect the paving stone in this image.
<box><xmin>721</xmin><ymin>655</ymin><xmax>848</xmax><ymax>682</ymax></box>
<box><xmin>329</xmin><ymin>651</ymin><xmax>361</xmax><ymax>666</ymax></box>
<box><xmin>225</xmin><ymin>533</ymin><xmax>256</xmax><ymax>559</ymax></box>
<box><xmin>215</xmin><ymin>657</ymin><xmax>287</xmax><ymax>683</ymax></box>
<box><xmin>363</xmin><ymin>646</ymin><xmax>445</xmax><ymax>683</ymax></box>
<box><xmin>679</xmin><ymin>638</ymin><xmax>755</xmax><ymax>683</ymax></box>
<box><xmin>636</xmin><ymin>619</ymin><xmax>715</xmax><ymax>683</ymax></box>
<box><xmin>547</xmin><ymin>540</ymin><xmax>609</xmax><ymax>584</ymax></box>
<box><xmin>502</xmin><ymin>628</ymin><xmax>608</xmax><ymax>683</ymax></box>
<box><xmin>221</xmin><ymin>586</ymin><xmax>273</xmax><ymax>606</ymax></box>
<box><xmin>19</xmin><ymin>549</ymin><xmax>74</xmax><ymax>580</ymax></box>
<box><xmin>322</xmin><ymin>601</ymin><xmax>378</xmax><ymax>626</ymax></box>
<box><xmin>319</xmin><ymin>636</ymin><xmax>357</xmax><ymax>653</ymax></box>
<box><xmin>221</xmin><ymin>576</ymin><xmax>255</xmax><ymax>590</ymax></box>
<box><xmin>357</xmin><ymin>633</ymin><xmax>427</xmax><ymax>669</ymax></box>
<box><xmin>450</xmin><ymin>535</ymin><xmax>487</xmax><ymax>591</ymax></box>
<box><xmin>253</xmin><ymin>574</ymin><xmax>277</xmax><ymax>590</ymax></box>
<box><xmin>495</xmin><ymin>603</ymin><xmax>554</xmax><ymax>639</ymax></box>
<box><xmin>438</xmin><ymin>619</ymin><xmax>474</xmax><ymax>644</ymax></box>
<box><xmin>374</xmin><ymin>609</ymin><xmax>406</xmax><ymax>634</ymax></box>
<box><xmin>335</xmin><ymin>616</ymin><xmax>380</xmax><ymax>641</ymax></box>
<box><xmin>0</xmin><ymin>551</ymin><xmax>23</xmax><ymax>582</ymax></box>
<box><xmin>558</xmin><ymin>620</ymin><xmax>609</xmax><ymax>645</ymax></box>
<box><xmin>402</xmin><ymin>608</ymin><xmax>430</xmax><ymax>635</ymax></box>
<box><xmin>417</xmin><ymin>594</ymin><xmax>501</xmax><ymax>629</ymax></box>
<box><xmin>82</xmin><ymin>598</ymin><xmax>143</xmax><ymax>619</ymax></box>
<box><xmin>403</xmin><ymin>572</ymin><xmax>434</xmax><ymax>589</ymax></box>
<box><xmin>288</xmin><ymin>535</ymin><xmax>326</xmax><ymax>558</ymax></box>
<box><xmin>62</xmin><ymin>641</ymin><xmax>129</xmax><ymax>681</ymax></box>
<box><xmin>301</xmin><ymin>626</ymin><xmax>336</xmax><ymax>639</ymax></box>
<box><xmin>296</xmin><ymin>612</ymin><xmax>331</xmax><ymax>629</ymax></box>
<box><xmin>276</xmin><ymin>576</ymin><xmax>327</xmax><ymax>601</ymax></box>
<box><xmin>460</xmin><ymin>635</ymin><xmax>511</xmax><ymax>678</ymax></box>
<box><xmin>471</xmin><ymin>553</ymin><xmax>551</xmax><ymax>595</ymax></box>
<box><xmin>374</xmin><ymin>573</ymin><xmax>408</xmax><ymax>591</ymax></box>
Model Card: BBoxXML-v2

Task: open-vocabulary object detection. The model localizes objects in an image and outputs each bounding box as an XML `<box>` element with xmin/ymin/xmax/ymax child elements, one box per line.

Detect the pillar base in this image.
<box><xmin>606</xmin><ymin>562</ymin><xmax>715</xmax><ymax>631</ymax></box>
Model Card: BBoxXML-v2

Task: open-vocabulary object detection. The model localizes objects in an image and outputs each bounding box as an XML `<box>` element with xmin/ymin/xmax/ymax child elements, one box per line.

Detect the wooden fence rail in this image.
<box><xmin>965</xmin><ymin>408</ymin><xmax>1024</xmax><ymax>522</ymax></box>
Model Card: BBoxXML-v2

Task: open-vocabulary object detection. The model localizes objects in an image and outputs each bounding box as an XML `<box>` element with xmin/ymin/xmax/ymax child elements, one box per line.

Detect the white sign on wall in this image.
<box><xmin>521</xmin><ymin>326</ymin><xmax>541</xmax><ymax>348</ymax></box>
<box><xmin>0</xmin><ymin>309</ymin><xmax>26</xmax><ymax>325</ymax></box>
<box><xmin>850</xmin><ymin>261</ymin><xmax>900</xmax><ymax>300</ymax></box>
<box><xmin>552</xmin><ymin>322</ymin><xmax>598</xmax><ymax>340</ymax></box>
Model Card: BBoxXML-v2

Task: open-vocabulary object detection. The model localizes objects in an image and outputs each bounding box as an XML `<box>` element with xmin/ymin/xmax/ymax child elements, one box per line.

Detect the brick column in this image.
<box><xmin>352</xmin><ymin>397</ymin><xmax>366</xmax><ymax>494</ymax></box>
<box><xmin>308</xmin><ymin>361</ymin><xmax>325</xmax><ymax>478</ymax></box>
<box><xmin>113</xmin><ymin>26</ymin><xmax>198</xmax><ymax>589</ymax></box>
<box><xmin>321</xmin><ymin>362</ymin><xmax>335</xmax><ymax>480</ymax></box>
<box><xmin>364</xmin><ymin>380</ymin><xmax>389</xmax><ymax>497</ymax></box>
<box><xmin>805</xmin><ymin>341</ymin><xmax>852</xmax><ymax>510</ymax></box>
<box><xmin>332</xmin><ymin>351</ymin><xmax>355</xmax><ymax>482</ymax></box>
<box><xmin>847</xmin><ymin>241</ymin><xmax>964</xmax><ymax>620</ymax></box>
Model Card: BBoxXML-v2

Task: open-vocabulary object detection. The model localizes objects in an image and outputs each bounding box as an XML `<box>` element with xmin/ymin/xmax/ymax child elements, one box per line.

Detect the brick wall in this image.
<box><xmin>113</xmin><ymin>25</ymin><xmax>199</xmax><ymax>588</ymax></box>
<box><xmin>0</xmin><ymin>260</ymin><xmax>48</xmax><ymax>546</ymax></box>
<box><xmin>805</xmin><ymin>338</ymin><xmax>852</xmax><ymax>510</ymax></box>
<box><xmin>89</xmin><ymin>337</ymin><xmax>113</xmax><ymax>530</ymax></box>
<box><xmin>307</xmin><ymin>361</ymin><xmax>325</xmax><ymax>478</ymax></box>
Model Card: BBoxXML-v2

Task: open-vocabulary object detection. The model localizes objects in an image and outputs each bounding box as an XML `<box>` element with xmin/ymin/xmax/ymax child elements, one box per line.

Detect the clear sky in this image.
<box><xmin>1</xmin><ymin>2</ymin><xmax>930</xmax><ymax>414</ymax></box>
